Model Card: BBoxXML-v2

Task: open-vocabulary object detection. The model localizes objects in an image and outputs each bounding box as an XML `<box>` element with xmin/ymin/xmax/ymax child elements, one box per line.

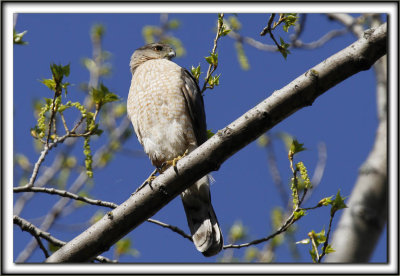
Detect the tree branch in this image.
<box><xmin>324</xmin><ymin>15</ymin><xmax>388</xmax><ymax>263</ymax></box>
<box><xmin>13</xmin><ymin>215</ymin><xmax>117</xmax><ymax>263</ymax></box>
<box><xmin>45</xmin><ymin>23</ymin><xmax>387</xmax><ymax>263</ymax></box>
<box><xmin>14</xmin><ymin>185</ymin><xmax>193</xmax><ymax>242</ymax></box>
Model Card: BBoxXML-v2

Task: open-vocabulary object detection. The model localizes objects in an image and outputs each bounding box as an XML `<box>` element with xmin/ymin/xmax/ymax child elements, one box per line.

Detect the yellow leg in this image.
<box><xmin>162</xmin><ymin>149</ymin><xmax>189</xmax><ymax>170</ymax></box>
<box><xmin>132</xmin><ymin>168</ymin><xmax>158</xmax><ymax>195</ymax></box>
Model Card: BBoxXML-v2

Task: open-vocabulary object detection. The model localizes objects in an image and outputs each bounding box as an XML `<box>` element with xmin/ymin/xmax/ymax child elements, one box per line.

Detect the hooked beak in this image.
<box><xmin>165</xmin><ymin>49</ymin><xmax>176</xmax><ymax>60</ymax></box>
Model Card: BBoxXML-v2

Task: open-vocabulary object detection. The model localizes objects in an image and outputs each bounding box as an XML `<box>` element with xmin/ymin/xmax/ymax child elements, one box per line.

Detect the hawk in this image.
<box><xmin>127</xmin><ymin>43</ymin><xmax>223</xmax><ymax>257</ymax></box>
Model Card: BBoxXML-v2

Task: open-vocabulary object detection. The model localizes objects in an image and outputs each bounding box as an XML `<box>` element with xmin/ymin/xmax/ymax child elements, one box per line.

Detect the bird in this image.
<box><xmin>127</xmin><ymin>43</ymin><xmax>223</xmax><ymax>257</ymax></box>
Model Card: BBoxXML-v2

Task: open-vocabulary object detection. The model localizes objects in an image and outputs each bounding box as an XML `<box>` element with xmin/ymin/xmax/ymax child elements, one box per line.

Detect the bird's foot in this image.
<box><xmin>161</xmin><ymin>149</ymin><xmax>189</xmax><ymax>171</ymax></box>
<box><xmin>132</xmin><ymin>168</ymin><xmax>158</xmax><ymax>195</ymax></box>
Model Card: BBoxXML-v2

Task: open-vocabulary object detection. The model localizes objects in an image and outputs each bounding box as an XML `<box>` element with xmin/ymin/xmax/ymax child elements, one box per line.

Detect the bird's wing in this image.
<box><xmin>180</xmin><ymin>68</ymin><xmax>208</xmax><ymax>145</ymax></box>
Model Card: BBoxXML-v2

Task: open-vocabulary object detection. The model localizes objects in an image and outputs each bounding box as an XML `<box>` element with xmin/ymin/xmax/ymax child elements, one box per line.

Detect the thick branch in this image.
<box><xmin>45</xmin><ymin>23</ymin><xmax>387</xmax><ymax>263</ymax></box>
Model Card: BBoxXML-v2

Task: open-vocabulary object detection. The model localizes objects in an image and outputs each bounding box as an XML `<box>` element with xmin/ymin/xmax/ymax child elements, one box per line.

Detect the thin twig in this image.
<box><xmin>318</xmin><ymin>213</ymin><xmax>335</xmax><ymax>262</ymax></box>
<box><xmin>229</xmin><ymin>14</ymin><xmax>347</xmax><ymax>53</ymax></box>
<box><xmin>223</xmin><ymin>211</ymin><xmax>295</xmax><ymax>249</ymax></box>
<box><xmin>147</xmin><ymin>219</ymin><xmax>193</xmax><ymax>241</ymax></box>
<box><xmin>14</xmin><ymin>151</ymin><xmax>70</xmax><ymax>216</ymax></box>
<box><xmin>309</xmin><ymin>232</ymin><xmax>320</xmax><ymax>263</ymax></box>
<box><xmin>292</xmin><ymin>28</ymin><xmax>348</xmax><ymax>49</ymax></box>
<box><xmin>13</xmin><ymin>215</ymin><xmax>117</xmax><ymax>263</ymax></box>
<box><xmin>260</xmin><ymin>13</ymin><xmax>275</xmax><ymax>36</ymax></box>
<box><xmin>132</xmin><ymin>168</ymin><xmax>158</xmax><ymax>194</ymax></box>
<box><xmin>60</xmin><ymin>113</ymin><xmax>69</xmax><ymax>133</ymax></box>
<box><xmin>290</xmin><ymin>14</ymin><xmax>306</xmax><ymax>42</ymax></box>
<box><xmin>26</xmin><ymin>146</ymin><xmax>49</xmax><ymax>188</ymax></box>
<box><xmin>45</xmin><ymin>94</ymin><xmax>59</xmax><ymax>145</ymax></box>
<box><xmin>34</xmin><ymin>235</ymin><xmax>49</xmax><ymax>258</ymax></box>
<box><xmin>23</xmin><ymin>116</ymin><xmax>86</xmax><ymax>189</ymax></box>
<box><xmin>14</xmin><ymin>186</ymin><xmax>118</xmax><ymax>209</ymax></box>
<box><xmin>201</xmin><ymin>13</ymin><xmax>225</xmax><ymax>94</ymax></box>
<box><xmin>266</xmin><ymin>140</ymin><xmax>289</xmax><ymax>206</ymax></box>
<box><xmin>15</xmin><ymin>180</ymin><xmax>193</xmax><ymax>243</ymax></box>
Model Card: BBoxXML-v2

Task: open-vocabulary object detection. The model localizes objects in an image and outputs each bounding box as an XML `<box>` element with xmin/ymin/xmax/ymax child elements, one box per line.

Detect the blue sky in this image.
<box><xmin>12</xmin><ymin>11</ymin><xmax>387</xmax><ymax>264</ymax></box>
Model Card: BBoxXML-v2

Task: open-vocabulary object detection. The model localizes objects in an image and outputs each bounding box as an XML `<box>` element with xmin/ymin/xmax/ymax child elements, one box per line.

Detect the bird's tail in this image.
<box><xmin>180</xmin><ymin>175</ymin><xmax>223</xmax><ymax>257</ymax></box>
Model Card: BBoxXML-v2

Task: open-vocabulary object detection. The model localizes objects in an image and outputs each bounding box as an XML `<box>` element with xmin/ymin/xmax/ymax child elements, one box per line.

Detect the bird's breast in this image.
<box><xmin>127</xmin><ymin>59</ymin><xmax>196</xmax><ymax>167</ymax></box>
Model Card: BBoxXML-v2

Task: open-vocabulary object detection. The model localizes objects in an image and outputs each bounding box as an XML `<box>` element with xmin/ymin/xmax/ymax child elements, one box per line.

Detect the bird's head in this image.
<box><xmin>130</xmin><ymin>43</ymin><xmax>176</xmax><ymax>74</ymax></box>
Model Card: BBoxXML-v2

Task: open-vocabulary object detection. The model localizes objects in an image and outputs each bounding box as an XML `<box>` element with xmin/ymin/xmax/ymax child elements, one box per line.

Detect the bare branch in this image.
<box><xmin>224</xmin><ymin>210</ymin><xmax>296</xmax><ymax>249</ymax></box>
<box><xmin>22</xmin><ymin>116</ymin><xmax>86</xmax><ymax>190</ymax></box>
<box><xmin>33</xmin><ymin>235</ymin><xmax>49</xmax><ymax>258</ymax></box>
<box><xmin>327</xmin><ymin>13</ymin><xmax>364</xmax><ymax>38</ymax></box>
<box><xmin>266</xmin><ymin>139</ymin><xmax>289</xmax><ymax>206</ymax></box>
<box><xmin>227</xmin><ymin>29</ymin><xmax>276</xmax><ymax>51</ymax></box>
<box><xmin>292</xmin><ymin>28</ymin><xmax>348</xmax><ymax>49</ymax></box>
<box><xmin>45</xmin><ymin>94</ymin><xmax>60</xmax><ymax>145</ymax></box>
<box><xmin>228</xmin><ymin>14</ymin><xmax>348</xmax><ymax>53</ymax></box>
<box><xmin>318</xmin><ymin>213</ymin><xmax>335</xmax><ymax>262</ymax></box>
<box><xmin>13</xmin><ymin>215</ymin><xmax>117</xmax><ymax>263</ymax></box>
<box><xmin>14</xmin><ymin>186</ymin><xmax>118</xmax><ymax>209</ymax></box>
<box><xmin>147</xmin><ymin>219</ymin><xmax>193</xmax><ymax>241</ymax></box>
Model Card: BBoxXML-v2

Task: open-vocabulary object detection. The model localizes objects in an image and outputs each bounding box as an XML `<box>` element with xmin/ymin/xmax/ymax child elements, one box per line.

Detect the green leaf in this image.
<box><xmin>48</xmin><ymin>242</ymin><xmax>61</xmax><ymax>253</ymax></box>
<box><xmin>318</xmin><ymin>196</ymin><xmax>333</xmax><ymax>207</ymax></box>
<box><xmin>289</xmin><ymin>139</ymin><xmax>306</xmax><ymax>159</ymax></box>
<box><xmin>293</xmin><ymin>209</ymin><xmax>306</xmax><ymax>221</ymax></box>
<box><xmin>271</xmin><ymin>207</ymin><xmax>284</xmax><ymax>229</ymax></box>
<box><xmin>228</xmin><ymin>15</ymin><xmax>242</xmax><ymax>31</ymax></box>
<box><xmin>94</xmin><ymin>128</ymin><xmax>104</xmax><ymax>136</ymax></box>
<box><xmin>235</xmin><ymin>41</ymin><xmax>250</xmax><ymax>71</ymax></box>
<box><xmin>278</xmin><ymin>37</ymin><xmax>291</xmax><ymax>60</ymax></box>
<box><xmin>167</xmin><ymin>19</ymin><xmax>180</xmax><ymax>29</ymax></box>
<box><xmin>296</xmin><ymin>161</ymin><xmax>312</xmax><ymax>189</ymax></box>
<box><xmin>91</xmin><ymin>83</ymin><xmax>120</xmax><ymax>107</ymax></box>
<box><xmin>13</xmin><ymin>29</ymin><xmax>28</xmax><ymax>45</ymax></box>
<box><xmin>115</xmin><ymin>238</ymin><xmax>132</xmax><ymax>255</ymax></box>
<box><xmin>61</xmin><ymin>82</ymin><xmax>70</xmax><ymax>95</ymax></box>
<box><xmin>205</xmin><ymin>52</ymin><xmax>218</xmax><ymax>66</ymax></box>
<box><xmin>40</xmin><ymin>79</ymin><xmax>56</xmax><ymax>91</ymax></box>
<box><xmin>296</xmin><ymin>238</ymin><xmax>310</xmax><ymax>245</ymax></box>
<box><xmin>206</xmin><ymin>129</ymin><xmax>215</xmax><ymax>139</ymax></box>
<box><xmin>257</xmin><ymin>134</ymin><xmax>269</xmax><ymax>147</ymax></box>
<box><xmin>331</xmin><ymin>189</ymin><xmax>348</xmax><ymax>215</ymax></box>
<box><xmin>229</xmin><ymin>221</ymin><xmax>247</xmax><ymax>241</ymax></box>
<box><xmin>324</xmin><ymin>244</ymin><xmax>336</xmax><ymax>254</ymax></box>
<box><xmin>244</xmin><ymin>247</ymin><xmax>259</xmax><ymax>262</ymax></box>
<box><xmin>220</xmin><ymin>28</ymin><xmax>231</xmax><ymax>37</ymax></box>
<box><xmin>104</xmin><ymin>92</ymin><xmax>120</xmax><ymax>103</ymax></box>
<box><xmin>91</xmin><ymin>24</ymin><xmax>105</xmax><ymax>39</ymax></box>
<box><xmin>208</xmin><ymin>74</ymin><xmax>220</xmax><ymax>89</ymax></box>
<box><xmin>282</xmin><ymin>13</ymin><xmax>298</xmax><ymax>32</ymax></box>
<box><xmin>314</xmin><ymin>228</ymin><xmax>326</xmax><ymax>245</ymax></box>
<box><xmin>190</xmin><ymin>65</ymin><xmax>201</xmax><ymax>82</ymax></box>
<box><xmin>62</xmin><ymin>64</ymin><xmax>70</xmax><ymax>77</ymax></box>
<box><xmin>90</xmin><ymin>210</ymin><xmax>105</xmax><ymax>224</ymax></box>
<box><xmin>50</xmin><ymin>63</ymin><xmax>70</xmax><ymax>81</ymax></box>
<box><xmin>309</xmin><ymin>248</ymin><xmax>317</xmax><ymax>263</ymax></box>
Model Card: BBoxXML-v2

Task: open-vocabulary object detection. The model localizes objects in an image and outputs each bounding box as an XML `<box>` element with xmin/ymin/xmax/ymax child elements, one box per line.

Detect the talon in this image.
<box><xmin>145</xmin><ymin>175</ymin><xmax>157</xmax><ymax>184</ymax></box>
<box><xmin>132</xmin><ymin>169</ymin><xmax>158</xmax><ymax>195</ymax></box>
<box><xmin>165</xmin><ymin>149</ymin><xmax>189</xmax><ymax>168</ymax></box>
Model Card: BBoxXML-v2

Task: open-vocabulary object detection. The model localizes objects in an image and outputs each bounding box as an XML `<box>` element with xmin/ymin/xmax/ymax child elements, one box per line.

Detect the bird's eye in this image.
<box><xmin>153</xmin><ymin>45</ymin><xmax>163</xmax><ymax>51</ymax></box>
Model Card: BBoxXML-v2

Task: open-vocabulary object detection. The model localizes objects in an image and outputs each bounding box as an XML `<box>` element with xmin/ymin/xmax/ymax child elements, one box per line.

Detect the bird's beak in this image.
<box><xmin>166</xmin><ymin>49</ymin><xmax>176</xmax><ymax>60</ymax></box>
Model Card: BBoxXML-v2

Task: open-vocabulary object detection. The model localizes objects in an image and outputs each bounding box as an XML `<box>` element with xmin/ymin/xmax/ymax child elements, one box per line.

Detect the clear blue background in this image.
<box><xmin>13</xmin><ymin>13</ymin><xmax>387</xmax><ymax>263</ymax></box>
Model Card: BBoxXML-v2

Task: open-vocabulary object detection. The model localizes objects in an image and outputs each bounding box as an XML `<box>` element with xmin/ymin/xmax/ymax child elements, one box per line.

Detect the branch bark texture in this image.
<box><xmin>45</xmin><ymin>23</ymin><xmax>387</xmax><ymax>263</ymax></box>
